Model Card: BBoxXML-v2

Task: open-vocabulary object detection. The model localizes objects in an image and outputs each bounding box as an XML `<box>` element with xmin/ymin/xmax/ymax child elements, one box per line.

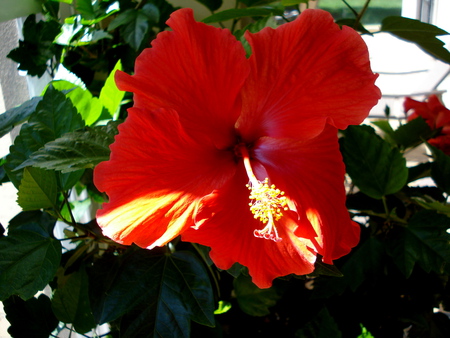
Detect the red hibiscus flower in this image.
<box><xmin>94</xmin><ymin>8</ymin><xmax>380</xmax><ymax>288</ymax></box>
<box><xmin>405</xmin><ymin>95</ymin><xmax>450</xmax><ymax>155</ymax></box>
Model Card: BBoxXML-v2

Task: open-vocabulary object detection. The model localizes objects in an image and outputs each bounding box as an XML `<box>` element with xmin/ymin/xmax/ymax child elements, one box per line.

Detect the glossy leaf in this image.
<box><xmin>202</xmin><ymin>6</ymin><xmax>283</xmax><ymax>23</ymax></box>
<box><xmin>0</xmin><ymin>96</ymin><xmax>42</xmax><ymax>138</ymax></box>
<box><xmin>52</xmin><ymin>267</ymin><xmax>96</xmax><ymax>333</ymax></box>
<box><xmin>17</xmin><ymin>122</ymin><xmax>119</xmax><ymax>173</ymax></box>
<box><xmin>381</xmin><ymin>16</ymin><xmax>450</xmax><ymax>64</ymax></box>
<box><xmin>233</xmin><ymin>274</ymin><xmax>281</xmax><ymax>316</ymax></box>
<box><xmin>3</xmin><ymin>294</ymin><xmax>58</xmax><ymax>338</ymax></box>
<box><xmin>4</xmin><ymin>86</ymin><xmax>85</xmax><ymax>187</ymax></box>
<box><xmin>0</xmin><ymin>230</ymin><xmax>61</xmax><ymax>300</ymax></box>
<box><xmin>99</xmin><ymin>60</ymin><xmax>125</xmax><ymax>118</ymax></box>
<box><xmin>90</xmin><ymin>249</ymin><xmax>214</xmax><ymax>336</ymax></box>
<box><xmin>386</xmin><ymin>210</ymin><xmax>450</xmax><ymax>277</ymax></box>
<box><xmin>8</xmin><ymin>210</ymin><xmax>57</xmax><ymax>237</ymax></box>
<box><xmin>17</xmin><ymin>167</ymin><xmax>57</xmax><ymax>210</ymax></box>
<box><xmin>51</xmin><ymin>80</ymin><xmax>103</xmax><ymax>126</ymax></box>
<box><xmin>340</xmin><ymin>125</ymin><xmax>408</xmax><ymax>199</ymax></box>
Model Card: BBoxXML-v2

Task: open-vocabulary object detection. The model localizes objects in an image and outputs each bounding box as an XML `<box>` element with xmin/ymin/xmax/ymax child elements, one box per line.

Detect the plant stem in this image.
<box><xmin>354</xmin><ymin>0</ymin><xmax>371</xmax><ymax>28</ymax></box>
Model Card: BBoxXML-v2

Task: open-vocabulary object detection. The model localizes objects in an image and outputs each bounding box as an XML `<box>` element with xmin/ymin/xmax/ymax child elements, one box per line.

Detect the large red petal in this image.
<box><xmin>182</xmin><ymin>166</ymin><xmax>316</xmax><ymax>289</ymax></box>
<box><xmin>237</xmin><ymin>9</ymin><xmax>380</xmax><ymax>142</ymax></box>
<box><xmin>115</xmin><ymin>8</ymin><xmax>249</xmax><ymax>149</ymax></box>
<box><xmin>253</xmin><ymin>124</ymin><xmax>360</xmax><ymax>263</ymax></box>
<box><xmin>94</xmin><ymin>107</ymin><xmax>236</xmax><ymax>248</ymax></box>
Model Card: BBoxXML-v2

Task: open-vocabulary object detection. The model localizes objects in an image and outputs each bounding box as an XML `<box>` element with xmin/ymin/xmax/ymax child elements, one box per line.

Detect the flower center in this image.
<box><xmin>239</xmin><ymin>145</ymin><xmax>287</xmax><ymax>242</ymax></box>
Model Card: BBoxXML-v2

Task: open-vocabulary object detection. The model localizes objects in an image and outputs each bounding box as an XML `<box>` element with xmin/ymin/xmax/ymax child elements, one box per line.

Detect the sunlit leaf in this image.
<box><xmin>99</xmin><ymin>60</ymin><xmax>124</xmax><ymax>118</ymax></box>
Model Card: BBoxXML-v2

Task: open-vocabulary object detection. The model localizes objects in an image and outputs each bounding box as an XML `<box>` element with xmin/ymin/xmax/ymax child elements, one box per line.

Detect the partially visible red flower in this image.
<box><xmin>94</xmin><ymin>8</ymin><xmax>380</xmax><ymax>288</ymax></box>
<box><xmin>405</xmin><ymin>95</ymin><xmax>450</xmax><ymax>154</ymax></box>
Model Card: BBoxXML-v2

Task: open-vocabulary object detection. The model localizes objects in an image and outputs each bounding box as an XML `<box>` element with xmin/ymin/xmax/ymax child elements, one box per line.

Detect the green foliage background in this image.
<box><xmin>1</xmin><ymin>0</ymin><xmax>450</xmax><ymax>337</ymax></box>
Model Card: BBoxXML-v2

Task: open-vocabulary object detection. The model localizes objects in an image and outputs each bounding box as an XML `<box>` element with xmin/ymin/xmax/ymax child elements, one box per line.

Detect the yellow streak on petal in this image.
<box><xmin>98</xmin><ymin>191</ymin><xmax>193</xmax><ymax>246</ymax></box>
<box><xmin>305</xmin><ymin>208</ymin><xmax>323</xmax><ymax>247</ymax></box>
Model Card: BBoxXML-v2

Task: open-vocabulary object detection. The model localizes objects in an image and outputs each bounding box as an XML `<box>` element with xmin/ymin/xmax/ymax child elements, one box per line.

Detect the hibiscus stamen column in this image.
<box><xmin>239</xmin><ymin>146</ymin><xmax>288</xmax><ymax>242</ymax></box>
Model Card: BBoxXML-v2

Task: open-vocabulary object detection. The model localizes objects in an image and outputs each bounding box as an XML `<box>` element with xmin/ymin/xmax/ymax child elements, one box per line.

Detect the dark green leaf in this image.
<box><xmin>310</xmin><ymin>260</ymin><xmax>343</xmax><ymax>278</ymax></box>
<box><xmin>371</xmin><ymin>120</ymin><xmax>396</xmax><ymax>145</ymax></box>
<box><xmin>386</xmin><ymin>210</ymin><xmax>450</xmax><ymax>277</ymax></box>
<box><xmin>195</xmin><ymin>0</ymin><xmax>223</xmax><ymax>11</ymax></box>
<box><xmin>381</xmin><ymin>16</ymin><xmax>450</xmax><ymax>64</ymax></box>
<box><xmin>202</xmin><ymin>7</ymin><xmax>283</xmax><ymax>24</ymax></box>
<box><xmin>429</xmin><ymin>145</ymin><xmax>450</xmax><ymax>194</ymax></box>
<box><xmin>0</xmin><ymin>230</ymin><xmax>61</xmax><ymax>300</ymax></box>
<box><xmin>340</xmin><ymin>125</ymin><xmax>408</xmax><ymax>199</ymax></box>
<box><xmin>312</xmin><ymin>237</ymin><xmax>385</xmax><ymax>299</ymax></box>
<box><xmin>8</xmin><ymin>210</ymin><xmax>57</xmax><ymax>237</ymax></box>
<box><xmin>407</xmin><ymin>162</ymin><xmax>431</xmax><ymax>184</ymax></box>
<box><xmin>0</xmin><ymin>96</ymin><xmax>42</xmax><ymax>138</ymax></box>
<box><xmin>233</xmin><ymin>274</ymin><xmax>281</xmax><ymax>316</ymax></box>
<box><xmin>17</xmin><ymin>122</ymin><xmax>119</xmax><ymax>173</ymax></box>
<box><xmin>335</xmin><ymin>18</ymin><xmax>371</xmax><ymax>34</ymax></box>
<box><xmin>4</xmin><ymin>86</ymin><xmax>85</xmax><ymax>188</ymax></box>
<box><xmin>108</xmin><ymin>8</ymin><xmax>136</xmax><ymax>31</ymax></box>
<box><xmin>7</xmin><ymin>15</ymin><xmax>62</xmax><ymax>77</ymax></box>
<box><xmin>295</xmin><ymin>307</ymin><xmax>342</xmax><ymax>338</ymax></box>
<box><xmin>3</xmin><ymin>294</ymin><xmax>58</xmax><ymax>338</ymax></box>
<box><xmin>90</xmin><ymin>249</ymin><xmax>214</xmax><ymax>336</ymax></box>
<box><xmin>52</xmin><ymin>266</ymin><xmax>96</xmax><ymax>333</ymax></box>
<box><xmin>234</xmin><ymin>15</ymin><xmax>277</xmax><ymax>56</ymax></box>
<box><xmin>17</xmin><ymin>167</ymin><xmax>57</xmax><ymax>210</ymax></box>
<box><xmin>392</xmin><ymin>117</ymin><xmax>433</xmax><ymax>149</ymax></box>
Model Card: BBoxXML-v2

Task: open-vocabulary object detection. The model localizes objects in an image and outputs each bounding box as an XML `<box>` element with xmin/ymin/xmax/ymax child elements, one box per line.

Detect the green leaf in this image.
<box><xmin>17</xmin><ymin>121</ymin><xmax>119</xmax><ymax>173</ymax></box>
<box><xmin>340</xmin><ymin>125</ymin><xmax>408</xmax><ymax>199</ymax></box>
<box><xmin>295</xmin><ymin>307</ymin><xmax>342</xmax><ymax>338</ymax></box>
<box><xmin>392</xmin><ymin>117</ymin><xmax>433</xmax><ymax>149</ymax></box>
<box><xmin>17</xmin><ymin>167</ymin><xmax>57</xmax><ymax>210</ymax></box>
<box><xmin>412</xmin><ymin>196</ymin><xmax>450</xmax><ymax>216</ymax></box>
<box><xmin>4</xmin><ymin>86</ymin><xmax>85</xmax><ymax>188</ymax></box>
<box><xmin>52</xmin><ymin>267</ymin><xmax>96</xmax><ymax>333</ymax></box>
<box><xmin>233</xmin><ymin>274</ymin><xmax>281</xmax><ymax>316</ymax></box>
<box><xmin>109</xmin><ymin>4</ymin><xmax>160</xmax><ymax>51</ymax></box>
<box><xmin>50</xmin><ymin>80</ymin><xmax>103</xmax><ymax>126</ymax></box>
<box><xmin>429</xmin><ymin>145</ymin><xmax>450</xmax><ymax>194</ymax></box>
<box><xmin>312</xmin><ymin>237</ymin><xmax>385</xmax><ymax>299</ymax></box>
<box><xmin>0</xmin><ymin>230</ymin><xmax>62</xmax><ymax>300</ymax></box>
<box><xmin>3</xmin><ymin>294</ymin><xmax>58</xmax><ymax>338</ymax></box>
<box><xmin>202</xmin><ymin>6</ymin><xmax>283</xmax><ymax>24</ymax></box>
<box><xmin>76</xmin><ymin>0</ymin><xmax>96</xmax><ymax>20</ymax></box>
<box><xmin>371</xmin><ymin>120</ymin><xmax>396</xmax><ymax>145</ymax></box>
<box><xmin>381</xmin><ymin>16</ymin><xmax>450</xmax><ymax>64</ymax></box>
<box><xmin>335</xmin><ymin>18</ymin><xmax>371</xmax><ymax>35</ymax></box>
<box><xmin>234</xmin><ymin>15</ymin><xmax>277</xmax><ymax>56</ymax></box>
<box><xmin>386</xmin><ymin>210</ymin><xmax>450</xmax><ymax>277</ymax></box>
<box><xmin>195</xmin><ymin>0</ymin><xmax>223</xmax><ymax>11</ymax></box>
<box><xmin>0</xmin><ymin>96</ymin><xmax>42</xmax><ymax>138</ymax></box>
<box><xmin>99</xmin><ymin>60</ymin><xmax>125</xmax><ymax>118</ymax></box>
<box><xmin>8</xmin><ymin>210</ymin><xmax>57</xmax><ymax>237</ymax></box>
<box><xmin>7</xmin><ymin>15</ymin><xmax>62</xmax><ymax>77</ymax></box>
<box><xmin>90</xmin><ymin>249</ymin><xmax>214</xmax><ymax>336</ymax></box>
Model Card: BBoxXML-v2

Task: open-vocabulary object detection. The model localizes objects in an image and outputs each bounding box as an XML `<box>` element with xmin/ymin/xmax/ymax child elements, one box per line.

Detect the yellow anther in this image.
<box><xmin>239</xmin><ymin>145</ymin><xmax>286</xmax><ymax>243</ymax></box>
